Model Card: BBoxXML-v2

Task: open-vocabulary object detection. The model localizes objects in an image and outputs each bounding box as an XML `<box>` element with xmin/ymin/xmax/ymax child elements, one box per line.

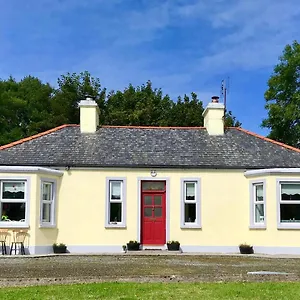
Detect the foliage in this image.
<box><xmin>167</xmin><ymin>240</ymin><xmax>180</xmax><ymax>245</ymax></box>
<box><xmin>239</xmin><ymin>243</ymin><xmax>254</xmax><ymax>254</ymax></box>
<box><xmin>127</xmin><ymin>240</ymin><xmax>139</xmax><ymax>245</ymax></box>
<box><xmin>0</xmin><ymin>76</ymin><xmax>53</xmax><ymax>145</ymax></box>
<box><xmin>262</xmin><ymin>41</ymin><xmax>300</xmax><ymax>147</ymax></box>
<box><xmin>0</xmin><ymin>73</ymin><xmax>241</xmax><ymax>146</ymax></box>
<box><xmin>53</xmin><ymin>243</ymin><xmax>66</xmax><ymax>248</ymax></box>
<box><xmin>1</xmin><ymin>282</ymin><xmax>300</xmax><ymax>299</ymax></box>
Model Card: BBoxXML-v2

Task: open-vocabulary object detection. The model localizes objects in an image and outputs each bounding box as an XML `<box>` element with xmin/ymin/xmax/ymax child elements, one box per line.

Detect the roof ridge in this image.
<box><xmin>231</xmin><ymin>127</ymin><xmax>300</xmax><ymax>153</ymax></box>
<box><xmin>0</xmin><ymin>124</ymin><xmax>79</xmax><ymax>151</ymax></box>
<box><xmin>102</xmin><ymin>125</ymin><xmax>206</xmax><ymax>129</ymax></box>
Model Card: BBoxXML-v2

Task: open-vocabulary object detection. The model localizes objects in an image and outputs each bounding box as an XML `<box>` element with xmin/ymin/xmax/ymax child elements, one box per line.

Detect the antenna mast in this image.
<box><xmin>221</xmin><ymin>77</ymin><xmax>229</xmax><ymax>116</ymax></box>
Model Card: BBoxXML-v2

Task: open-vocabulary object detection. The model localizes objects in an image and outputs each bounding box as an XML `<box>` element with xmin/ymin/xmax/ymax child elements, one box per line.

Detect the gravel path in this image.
<box><xmin>0</xmin><ymin>254</ymin><xmax>299</xmax><ymax>287</ymax></box>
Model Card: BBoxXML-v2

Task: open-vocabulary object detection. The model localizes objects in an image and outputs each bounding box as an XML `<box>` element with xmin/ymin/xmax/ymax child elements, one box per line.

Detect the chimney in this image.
<box><xmin>202</xmin><ymin>96</ymin><xmax>225</xmax><ymax>135</ymax></box>
<box><xmin>78</xmin><ymin>96</ymin><xmax>100</xmax><ymax>133</ymax></box>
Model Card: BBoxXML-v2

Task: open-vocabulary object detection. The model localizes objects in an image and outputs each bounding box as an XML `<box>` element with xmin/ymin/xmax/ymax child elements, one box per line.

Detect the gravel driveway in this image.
<box><xmin>0</xmin><ymin>254</ymin><xmax>299</xmax><ymax>287</ymax></box>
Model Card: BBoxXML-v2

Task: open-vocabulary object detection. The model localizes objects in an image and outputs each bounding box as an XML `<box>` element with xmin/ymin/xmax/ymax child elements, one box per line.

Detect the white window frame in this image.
<box><xmin>180</xmin><ymin>178</ymin><xmax>201</xmax><ymax>229</ymax></box>
<box><xmin>277</xmin><ymin>179</ymin><xmax>300</xmax><ymax>229</ymax></box>
<box><xmin>249</xmin><ymin>180</ymin><xmax>266</xmax><ymax>229</ymax></box>
<box><xmin>105</xmin><ymin>177</ymin><xmax>126</xmax><ymax>228</ymax></box>
<box><xmin>0</xmin><ymin>177</ymin><xmax>30</xmax><ymax>228</ymax></box>
<box><xmin>40</xmin><ymin>178</ymin><xmax>57</xmax><ymax>228</ymax></box>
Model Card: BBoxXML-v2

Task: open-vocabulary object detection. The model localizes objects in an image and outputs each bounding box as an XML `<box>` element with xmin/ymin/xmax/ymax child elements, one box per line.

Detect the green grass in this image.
<box><xmin>1</xmin><ymin>282</ymin><xmax>300</xmax><ymax>299</ymax></box>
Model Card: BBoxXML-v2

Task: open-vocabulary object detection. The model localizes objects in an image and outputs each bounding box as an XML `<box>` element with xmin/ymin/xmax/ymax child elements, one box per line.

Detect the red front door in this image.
<box><xmin>141</xmin><ymin>191</ymin><xmax>166</xmax><ymax>245</ymax></box>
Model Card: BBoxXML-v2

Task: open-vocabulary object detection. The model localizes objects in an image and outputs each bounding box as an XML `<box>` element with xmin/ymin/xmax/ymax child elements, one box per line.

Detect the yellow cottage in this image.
<box><xmin>1</xmin><ymin>96</ymin><xmax>300</xmax><ymax>255</ymax></box>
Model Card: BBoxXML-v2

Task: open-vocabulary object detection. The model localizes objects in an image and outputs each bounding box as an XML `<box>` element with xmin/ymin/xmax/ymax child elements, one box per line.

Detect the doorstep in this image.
<box><xmin>141</xmin><ymin>245</ymin><xmax>166</xmax><ymax>251</ymax></box>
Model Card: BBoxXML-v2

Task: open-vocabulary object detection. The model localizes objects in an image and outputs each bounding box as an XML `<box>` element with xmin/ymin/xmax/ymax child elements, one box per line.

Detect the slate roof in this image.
<box><xmin>1</xmin><ymin>125</ymin><xmax>300</xmax><ymax>169</ymax></box>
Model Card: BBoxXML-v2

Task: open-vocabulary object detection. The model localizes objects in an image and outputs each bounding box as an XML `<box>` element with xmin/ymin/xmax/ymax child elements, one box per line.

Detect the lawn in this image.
<box><xmin>0</xmin><ymin>282</ymin><xmax>299</xmax><ymax>299</ymax></box>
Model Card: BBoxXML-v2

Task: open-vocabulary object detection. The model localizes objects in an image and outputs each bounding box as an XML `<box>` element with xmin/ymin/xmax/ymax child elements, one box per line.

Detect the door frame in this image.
<box><xmin>137</xmin><ymin>177</ymin><xmax>170</xmax><ymax>244</ymax></box>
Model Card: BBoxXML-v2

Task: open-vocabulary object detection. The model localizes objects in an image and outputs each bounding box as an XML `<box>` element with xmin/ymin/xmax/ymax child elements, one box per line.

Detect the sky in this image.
<box><xmin>1</xmin><ymin>0</ymin><xmax>300</xmax><ymax>135</ymax></box>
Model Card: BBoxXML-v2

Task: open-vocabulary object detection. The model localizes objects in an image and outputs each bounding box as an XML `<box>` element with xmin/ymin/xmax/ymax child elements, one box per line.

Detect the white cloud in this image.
<box><xmin>175</xmin><ymin>0</ymin><xmax>300</xmax><ymax>73</ymax></box>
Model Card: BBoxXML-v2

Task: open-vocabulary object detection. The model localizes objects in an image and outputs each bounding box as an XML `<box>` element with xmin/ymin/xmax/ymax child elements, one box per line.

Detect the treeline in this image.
<box><xmin>0</xmin><ymin>71</ymin><xmax>240</xmax><ymax>145</ymax></box>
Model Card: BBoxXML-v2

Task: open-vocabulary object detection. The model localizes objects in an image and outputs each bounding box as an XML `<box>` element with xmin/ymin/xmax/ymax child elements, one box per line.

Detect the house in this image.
<box><xmin>1</xmin><ymin>96</ymin><xmax>300</xmax><ymax>255</ymax></box>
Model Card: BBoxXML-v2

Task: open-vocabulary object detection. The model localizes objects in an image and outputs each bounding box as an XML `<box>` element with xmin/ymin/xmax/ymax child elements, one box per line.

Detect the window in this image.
<box><xmin>40</xmin><ymin>179</ymin><xmax>56</xmax><ymax>227</ymax></box>
<box><xmin>250</xmin><ymin>181</ymin><xmax>266</xmax><ymax>228</ymax></box>
<box><xmin>0</xmin><ymin>180</ymin><xmax>28</xmax><ymax>225</ymax></box>
<box><xmin>278</xmin><ymin>181</ymin><xmax>300</xmax><ymax>227</ymax></box>
<box><xmin>181</xmin><ymin>179</ymin><xmax>201</xmax><ymax>228</ymax></box>
<box><xmin>106</xmin><ymin>178</ymin><xmax>126</xmax><ymax>227</ymax></box>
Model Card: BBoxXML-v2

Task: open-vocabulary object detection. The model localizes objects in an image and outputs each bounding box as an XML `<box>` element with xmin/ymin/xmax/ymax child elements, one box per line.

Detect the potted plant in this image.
<box><xmin>126</xmin><ymin>240</ymin><xmax>140</xmax><ymax>251</ymax></box>
<box><xmin>167</xmin><ymin>240</ymin><xmax>180</xmax><ymax>251</ymax></box>
<box><xmin>53</xmin><ymin>243</ymin><xmax>67</xmax><ymax>254</ymax></box>
<box><xmin>239</xmin><ymin>243</ymin><xmax>254</xmax><ymax>254</ymax></box>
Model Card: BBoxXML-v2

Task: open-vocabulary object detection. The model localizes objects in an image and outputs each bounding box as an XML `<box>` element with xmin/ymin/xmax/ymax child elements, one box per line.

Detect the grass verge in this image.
<box><xmin>0</xmin><ymin>282</ymin><xmax>299</xmax><ymax>299</ymax></box>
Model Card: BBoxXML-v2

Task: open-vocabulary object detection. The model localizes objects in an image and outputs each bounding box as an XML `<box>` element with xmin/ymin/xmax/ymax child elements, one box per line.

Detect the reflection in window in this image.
<box><xmin>254</xmin><ymin>184</ymin><xmax>265</xmax><ymax>224</ymax></box>
<box><xmin>183</xmin><ymin>181</ymin><xmax>199</xmax><ymax>225</ymax></box>
<box><xmin>1</xmin><ymin>181</ymin><xmax>27</xmax><ymax>223</ymax></box>
<box><xmin>280</xmin><ymin>183</ymin><xmax>300</xmax><ymax>223</ymax></box>
<box><xmin>108</xmin><ymin>180</ymin><xmax>124</xmax><ymax>224</ymax></box>
<box><xmin>142</xmin><ymin>181</ymin><xmax>165</xmax><ymax>191</ymax></box>
<box><xmin>41</xmin><ymin>181</ymin><xmax>55</xmax><ymax>225</ymax></box>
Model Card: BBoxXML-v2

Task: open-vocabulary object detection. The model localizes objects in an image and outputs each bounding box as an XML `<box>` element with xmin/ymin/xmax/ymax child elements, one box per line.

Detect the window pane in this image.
<box><xmin>186</xmin><ymin>182</ymin><xmax>195</xmax><ymax>200</ymax></box>
<box><xmin>142</xmin><ymin>181</ymin><xmax>165</xmax><ymax>191</ymax></box>
<box><xmin>154</xmin><ymin>196</ymin><xmax>162</xmax><ymax>205</ymax></box>
<box><xmin>255</xmin><ymin>185</ymin><xmax>263</xmax><ymax>202</ymax></box>
<box><xmin>2</xmin><ymin>182</ymin><xmax>25</xmax><ymax>199</ymax></box>
<box><xmin>144</xmin><ymin>207</ymin><xmax>152</xmax><ymax>217</ymax></box>
<box><xmin>42</xmin><ymin>183</ymin><xmax>52</xmax><ymax>201</ymax></box>
<box><xmin>144</xmin><ymin>196</ymin><xmax>152</xmax><ymax>205</ymax></box>
<box><xmin>255</xmin><ymin>204</ymin><xmax>264</xmax><ymax>223</ymax></box>
<box><xmin>110</xmin><ymin>203</ymin><xmax>122</xmax><ymax>222</ymax></box>
<box><xmin>280</xmin><ymin>204</ymin><xmax>300</xmax><ymax>222</ymax></box>
<box><xmin>42</xmin><ymin>203</ymin><xmax>51</xmax><ymax>222</ymax></box>
<box><xmin>1</xmin><ymin>203</ymin><xmax>25</xmax><ymax>221</ymax></box>
<box><xmin>281</xmin><ymin>184</ymin><xmax>300</xmax><ymax>200</ymax></box>
<box><xmin>154</xmin><ymin>207</ymin><xmax>162</xmax><ymax>217</ymax></box>
<box><xmin>111</xmin><ymin>181</ymin><xmax>121</xmax><ymax>200</ymax></box>
<box><xmin>185</xmin><ymin>203</ymin><xmax>196</xmax><ymax>223</ymax></box>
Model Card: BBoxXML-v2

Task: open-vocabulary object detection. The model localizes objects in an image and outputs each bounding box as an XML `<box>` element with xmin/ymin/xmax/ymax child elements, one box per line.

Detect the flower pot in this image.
<box><xmin>239</xmin><ymin>246</ymin><xmax>253</xmax><ymax>254</ymax></box>
<box><xmin>167</xmin><ymin>243</ymin><xmax>180</xmax><ymax>251</ymax></box>
<box><xmin>126</xmin><ymin>243</ymin><xmax>140</xmax><ymax>251</ymax></box>
<box><xmin>53</xmin><ymin>246</ymin><xmax>67</xmax><ymax>253</ymax></box>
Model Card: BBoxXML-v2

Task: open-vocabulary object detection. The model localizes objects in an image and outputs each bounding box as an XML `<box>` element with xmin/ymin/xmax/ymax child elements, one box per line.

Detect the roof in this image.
<box><xmin>1</xmin><ymin>125</ymin><xmax>300</xmax><ymax>169</ymax></box>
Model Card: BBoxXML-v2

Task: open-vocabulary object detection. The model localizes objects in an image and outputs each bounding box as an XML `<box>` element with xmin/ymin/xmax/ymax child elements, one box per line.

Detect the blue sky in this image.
<box><xmin>1</xmin><ymin>0</ymin><xmax>300</xmax><ymax>135</ymax></box>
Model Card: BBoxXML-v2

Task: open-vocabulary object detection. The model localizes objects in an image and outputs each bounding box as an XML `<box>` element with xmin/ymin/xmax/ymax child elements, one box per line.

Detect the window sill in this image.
<box><xmin>39</xmin><ymin>224</ymin><xmax>57</xmax><ymax>229</ymax></box>
<box><xmin>0</xmin><ymin>222</ymin><xmax>29</xmax><ymax>229</ymax></box>
<box><xmin>278</xmin><ymin>224</ymin><xmax>300</xmax><ymax>230</ymax></box>
<box><xmin>181</xmin><ymin>224</ymin><xmax>201</xmax><ymax>229</ymax></box>
<box><xmin>249</xmin><ymin>225</ymin><xmax>266</xmax><ymax>230</ymax></box>
<box><xmin>105</xmin><ymin>224</ymin><xmax>127</xmax><ymax>229</ymax></box>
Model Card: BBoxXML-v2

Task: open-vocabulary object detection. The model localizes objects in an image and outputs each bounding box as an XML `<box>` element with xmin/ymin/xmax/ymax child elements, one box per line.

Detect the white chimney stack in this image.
<box><xmin>202</xmin><ymin>96</ymin><xmax>225</xmax><ymax>135</ymax></box>
<box><xmin>78</xmin><ymin>96</ymin><xmax>100</xmax><ymax>133</ymax></box>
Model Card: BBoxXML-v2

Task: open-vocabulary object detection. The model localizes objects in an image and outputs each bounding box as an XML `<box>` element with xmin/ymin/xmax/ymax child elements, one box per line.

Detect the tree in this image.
<box><xmin>104</xmin><ymin>81</ymin><xmax>173</xmax><ymax>126</ymax></box>
<box><xmin>168</xmin><ymin>92</ymin><xmax>205</xmax><ymax>126</ymax></box>
<box><xmin>224</xmin><ymin>110</ymin><xmax>242</xmax><ymax>127</ymax></box>
<box><xmin>51</xmin><ymin>71</ymin><xmax>106</xmax><ymax>125</ymax></box>
<box><xmin>0</xmin><ymin>76</ymin><xmax>53</xmax><ymax>145</ymax></box>
<box><xmin>262</xmin><ymin>41</ymin><xmax>300</xmax><ymax>146</ymax></box>
<box><xmin>0</xmin><ymin>73</ymin><xmax>241</xmax><ymax>146</ymax></box>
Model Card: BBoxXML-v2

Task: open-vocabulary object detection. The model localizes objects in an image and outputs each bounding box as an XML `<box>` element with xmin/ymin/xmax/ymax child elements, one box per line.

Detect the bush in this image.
<box><xmin>126</xmin><ymin>240</ymin><xmax>140</xmax><ymax>251</ymax></box>
<box><xmin>239</xmin><ymin>243</ymin><xmax>254</xmax><ymax>254</ymax></box>
<box><xmin>53</xmin><ymin>243</ymin><xmax>67</xmax><ymax>254</ymax></box>
<box><xmin>167</xmin><ymin>240</ymin><xmax>180</xmax><ymax>251</ymax></box>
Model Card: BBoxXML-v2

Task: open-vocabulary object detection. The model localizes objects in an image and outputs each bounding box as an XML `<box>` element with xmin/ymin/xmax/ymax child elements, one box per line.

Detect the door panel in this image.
<box><xmin>141</xmin><ymin>192</ymin><xmax>166</xmax><ymax>245</ymax></box>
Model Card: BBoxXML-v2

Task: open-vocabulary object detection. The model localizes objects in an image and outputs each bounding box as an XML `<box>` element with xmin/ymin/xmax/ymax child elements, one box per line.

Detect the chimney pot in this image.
<box><xmin>211</xmin><ymin>96</ymin><xmax>219</xmax><ymax>103</ymax></box>
<box><xmin>85</xmin><ymin>94</ymin><xmax>94</xmax><ymax>101</ymax></box>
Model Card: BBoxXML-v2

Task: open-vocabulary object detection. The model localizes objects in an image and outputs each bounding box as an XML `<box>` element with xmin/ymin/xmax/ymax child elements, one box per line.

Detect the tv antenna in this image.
<box><xmin>221</xmin><ymin>77</ymin><xmax>230</xmax><ymax>115</ymax></box>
